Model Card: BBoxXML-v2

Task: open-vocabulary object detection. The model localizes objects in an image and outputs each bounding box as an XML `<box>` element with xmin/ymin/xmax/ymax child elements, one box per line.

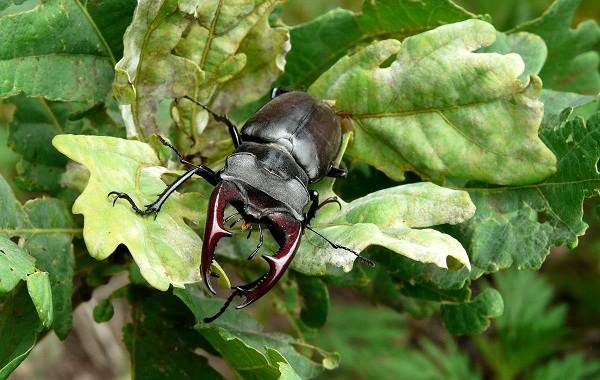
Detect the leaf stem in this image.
<box><xmin>335</xmin><ymin>132</ymin><xmax>352</xmax><ymax>167</ymax></box>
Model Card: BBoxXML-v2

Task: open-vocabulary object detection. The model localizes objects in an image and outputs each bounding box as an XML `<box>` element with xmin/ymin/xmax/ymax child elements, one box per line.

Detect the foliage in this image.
<box><xmin>0</xmin><ymin>0</ymin><xmax>599</xmax><ymax>379</ymax></box>
<box><xmin>314</xmin><ymin>269</ymin><xmax>600</xmax><ymax>380</ymax></box>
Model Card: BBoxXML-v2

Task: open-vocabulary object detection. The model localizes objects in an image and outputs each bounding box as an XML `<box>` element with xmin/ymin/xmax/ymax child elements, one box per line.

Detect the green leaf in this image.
<box><xmin>0</xmin><ymin>0</ymin><xmax>35</xmax><ymax>14</ymax></box>
<box><xmin>175</xmin><ymin>285</ymin><xmax>334</xmax><ymax>379</ymax></box>
<box><xmin>7</xmin><ymin>96</ymin><xmax>68</xmax><ymax>193</ymax></box>
<box><xmin>124</xmin><ymin>288</ymin><xmax>224</xmax><ymax>380</ymax></box>
<box><xmin>458</xmin><ymin>112</ymin><xmax>600</xmax><ymax>276</ymax></box>
<box><xmin>395</xmin><ymin>339</ymin><xmax>481</xmax><ymax>380</ymax></box>
<box><xmin>367</xmin><ymin>247</ymin><xmax>472</xmax><ymax>312</ymax></box>
<box><xmin>0</xmin><ymin>0</ymin><xmax>120</xmax><ymax>104</ymax></box>
<box><xmin>310</xmin><ymin>20</ymin><xmax>556</xmax><ymax>185</ymax></box>
<box><xmin>0</xmin><ymin>174</ymin><xmax>76</xmax><ymax>338</ymax></box>
<box><xmin>6</xmin><ymin>95</ymin><xmax>124</xmax><ymax>194</ymax></box>
<box><xmin>22</xmin><ymin>198</ymin><xmax>75</xmax><ymax>338</ymax></box>
<box><xmin>512</xmin><ymin>0</ymin><xmax>600</xmax><ymax>94</ymax></box>
<box><xmin>207</xmin><ymin>8</ymin><xmax>290</xmax><ymax>113</ymax></box>
<box><xmin>477</xmin><ymin>270</ymin><xmax>567</xmax><ymax>378</ymax></box>
<box><xmin>292</xmin><ymin>182</ymin><xmax>474</xmax><ymax>275</ymax></box>
<box><xmin>114</xmin><ymin>0</ymin><xmax>288</xmax><ymax>139</ymax></box>
<box><xmin>295</xmin><ymin>273</ymin><xmax>329</xmax><ymax>328</ymax></box>
<box><xmin>277</xmin><ymin>363</ymin><xmax>302</xmax><ymax>380</ymax></box>
<box><xmin>481</xmin><ymin>31</ymin><xmax>547</xmax><ymax>79</ymax></box>
<box><xmin>52</xmin><ymin>134</ymin><xmax>227</xmax><ymax>291</ymax></box>
<box><xmin>0</xmin><ymin>178</ymin><xmax>56</xmax><ymax>330</ymax></box>
<box><xmin>312</xmin><ymin>303</ymin><xmax>481</xmax><ymax>379</ymax></box>
<box><xmin>365</xmin><ymin>262</ymin><xmax>440</xmax><ymax>318</ymax></box>
<box><xmin>311</xmin><ymin>304</ymin><xmax>406</xmax><ymax>379</ymax></box>
<box><xmin>0</xmin><ymin>286</ymin><xmax>44</xmax><ymax>379</ymax></box>
<box><xmin>540</xmin><ymin>90</ymin><xmax>597</xmax><ymax>127</ymax></box>
<box><xmin>25</xmin><ymin>271</ymin><xmax>53</xmax><ymax>329</ymax></box>
<box><xmin>279</xmin><ymin>0</ymin><xmax>480</xmax><ymax>90</ymax></box>
<box><xmin>440</xmin><ymin>288</ymin><xmax>504</xmax><ymax>335</ymax></box>
<box><xmin>92</xmin><ymin>298</ymin><xmax>114</xmax><ymax>323</ymax></box>
<box><xmin>13</xmin><ymin>160</ymin><xmax>63</xmax><ymax>194</ymax></box>
<box><xmin>0</xmin><ymin>236</ymin><xmax>35</xmax><ymax>293</ymax></box>
<box><xmin>529</xmin><ymin>354</ymin><xmax>600</xmax><ymax>380</ymax></box>
<box><xmin>84</xmin><ymin>0</ymin><xmax>137</xmax><ymax>60</ymax></box>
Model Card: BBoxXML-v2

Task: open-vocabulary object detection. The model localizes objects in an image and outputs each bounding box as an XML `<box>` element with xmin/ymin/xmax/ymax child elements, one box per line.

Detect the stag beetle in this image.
<box><xmin>109</xmin><ymin>89</ymin><xmax>373</xmax><ymax>322</ymax></box>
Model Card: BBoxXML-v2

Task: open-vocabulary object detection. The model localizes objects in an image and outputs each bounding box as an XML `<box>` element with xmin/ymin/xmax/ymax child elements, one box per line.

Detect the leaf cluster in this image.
<box><xmin>0</xmin><ymin>0</ymin><xmax>599</xmax><ymax>379</ymax></box>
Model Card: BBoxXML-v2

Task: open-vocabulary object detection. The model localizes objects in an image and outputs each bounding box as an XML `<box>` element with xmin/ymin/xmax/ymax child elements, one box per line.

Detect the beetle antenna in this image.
<box><xmin>203</xmin><ymin>289</ymin><xmax>241</xmax><ymax>323</ymax></box>
<box><xmin>305</xmin><ymin>226</ymin><xmax>375</xmax><ymax>267</ymax></box>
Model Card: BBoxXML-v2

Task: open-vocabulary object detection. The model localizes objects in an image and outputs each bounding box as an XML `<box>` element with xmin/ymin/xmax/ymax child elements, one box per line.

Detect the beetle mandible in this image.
<box><xmin>109</xmin><ymin>89</ymin><xmax>373</xmax><ymax>322</ymax></box>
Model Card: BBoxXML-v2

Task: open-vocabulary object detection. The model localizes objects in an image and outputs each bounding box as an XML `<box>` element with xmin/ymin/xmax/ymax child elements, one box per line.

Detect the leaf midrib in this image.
<box><xmin>463</xmin><ymin>178</ymin><xmax>600</xmax><ymax>193</ymax></box>
<box><xmin>198</xmin><ymin>0</ymin><xmax>224</xmax><ymax>70</ymax></box>
<box><xmin>72</xmin><ymin>0</ymin><xmax>116</xmax><ymax>65</ymax></box>
<box><xmin>350</xmin><ymin>95</ymin><xmax>512</xmax><ymax>119</ymax></box>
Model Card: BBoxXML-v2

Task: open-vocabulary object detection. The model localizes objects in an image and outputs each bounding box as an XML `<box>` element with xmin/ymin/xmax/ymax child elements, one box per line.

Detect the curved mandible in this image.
<box><xmin>201</xmin><ymin>181</ymin><xmax>243</xmax><ymax>294</ymax></box>
<box><xmin>235</xmin><ymin>211</ymin><xmax>303</xmax><ymax>308</ymax></box>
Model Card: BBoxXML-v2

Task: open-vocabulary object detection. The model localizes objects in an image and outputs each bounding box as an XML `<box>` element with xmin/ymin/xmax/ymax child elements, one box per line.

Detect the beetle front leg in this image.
<box><xmin>109</xmin><ymin>165</ymin><xmax>218</xmax><ymax>218</ymax></box>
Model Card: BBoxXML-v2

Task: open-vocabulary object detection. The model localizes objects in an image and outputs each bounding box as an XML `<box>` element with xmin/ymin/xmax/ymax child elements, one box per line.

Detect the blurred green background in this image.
<box><xmin>267</xmin><ymin>1</ymin><xmax>600</xmax><ymax>379</ymax></box>
<box><xmin>281</xmin><ymin>0</ymin><xmax>600</xmax><ymax>28</ymax></box>
<box><xmin>2</xmin><ymin>1</ymin><xmax>599</xmax><ymax>379</ymax></box>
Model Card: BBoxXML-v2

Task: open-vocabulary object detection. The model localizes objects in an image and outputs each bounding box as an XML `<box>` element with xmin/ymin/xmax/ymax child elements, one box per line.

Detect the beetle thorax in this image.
<box><xmin>219</xmin><ymin>142</ymin><xmax>310</xmax><ymax>221</ymax></box>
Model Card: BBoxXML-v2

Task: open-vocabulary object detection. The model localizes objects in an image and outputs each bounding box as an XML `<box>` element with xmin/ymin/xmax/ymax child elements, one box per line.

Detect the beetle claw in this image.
<box><xmin>235</xmin><ymin>212</ymin><xmax>302</xmax><ymax>309</ymax></box>
<box><xmin>201</xmin><ymin>183</ymin><xmax>303</xmax><ymax>321</ymax></box>
<box><xmin>108</xmin><ymin>191</ymin><xmax>162</xmax><ymax>218</ymax></box>
<box><xmin>201</xmin><ymin>182</ymin><xmax>238</xmax><ymax>294</ymax></box>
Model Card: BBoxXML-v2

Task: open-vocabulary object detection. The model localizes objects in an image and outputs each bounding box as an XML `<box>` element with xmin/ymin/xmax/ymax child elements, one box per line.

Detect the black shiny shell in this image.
<box><xmin>219</xmin><ymin>142</ymin><xmax>309</xmax><ymax>220</ymax></box>
<box><xmin>241</xmin><ymin>91</ymin><xmax>342</xmax><ymax>182</ymax></box>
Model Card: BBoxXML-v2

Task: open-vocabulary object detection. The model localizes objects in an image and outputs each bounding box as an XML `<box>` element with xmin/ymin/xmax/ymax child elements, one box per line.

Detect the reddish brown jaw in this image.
<box><xmin>201</xmin><ymin>181</ymin><xmax>239</xmax><ymax>294</ymax></box>
<box><xmin>235</xmin><ymin>211</ymin><xmax>302</xmax><ymax>308</ymax></box>
<box><xmin>201</xmin><ymin>181</ymin><xmax>303</xmax><ymax>314</ymax></box>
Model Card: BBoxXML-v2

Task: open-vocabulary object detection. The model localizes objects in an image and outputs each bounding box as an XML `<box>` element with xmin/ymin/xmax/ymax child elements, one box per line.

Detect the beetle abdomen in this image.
<box><xmin>241</xmin><ymin>92</ymin><xmax>342</xmax><ymax>182</ymax></box>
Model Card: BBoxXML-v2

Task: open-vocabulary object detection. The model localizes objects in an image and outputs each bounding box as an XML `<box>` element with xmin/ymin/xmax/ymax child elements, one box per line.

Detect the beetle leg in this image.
<box><xmin>270</xmin><ymin>87</ymin><xmax>293</xmax><ymax>98</ymax></box>
<box><xmin>317</xmin><ymin>197</ymin><xmax>342</xmax><ymax>211</ymax></box>
<box><xmin>107</xmin><ymin>191</ymin><xmax>160</xmax><ymax>217</ymax></box>
<box><xmin>234</xmin><ymin>212</ymin><xmax>303</xmax><ymax>308</ymax></box>
<box><xmin>108</xmin><ymin>165</ymin><xmax>216</xmax><ymax>218</ymax></box>
<box><xmin>303</xmin><ymin>190</ymin><xmax>374</xmax><ymax>267</ymax></box>
<box><xmin>182</xmin><ymin>96</ymin><xmax>242</xmax><ymax>148</ymax></box>
<box><xmin>326</xmin><ymin>163</ymin><xmax>347</xmax><ymax>178</ymax></box>
<box><xmin>305</xmin><ymin>190</ymin><xmax>341</xmax><ymax>225</ymax></box>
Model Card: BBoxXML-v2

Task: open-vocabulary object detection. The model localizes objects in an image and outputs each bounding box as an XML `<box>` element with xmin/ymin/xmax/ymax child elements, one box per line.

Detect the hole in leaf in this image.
<box><xmin>378</xmin><ymin>55</ymin><xmax>396</xmax><ymax>68</ymax></box>
<box><xmin>538</xmin><ymin>211</ymin><xmax>548</xmax><ymax>224</ymax></box>
<box><xmin>446</xmin><ymin>256</ymin><xmax>465</xmax><ymax>271</ymax></box>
